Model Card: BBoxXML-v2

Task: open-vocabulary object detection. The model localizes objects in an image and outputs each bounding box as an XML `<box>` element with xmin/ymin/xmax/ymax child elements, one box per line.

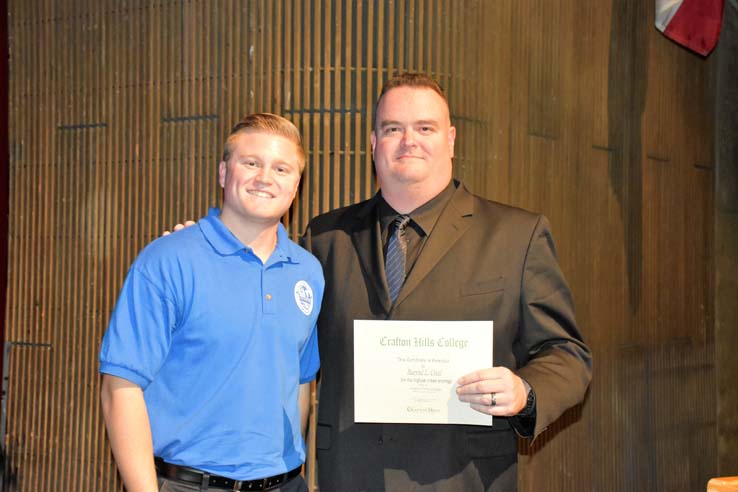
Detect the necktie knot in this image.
<box><xmin>386</xmin><ymin>215</ymin><xmax>411</xmax><ymax>302</ymax></box>
<box><xmin>392</xmin><ymin>214</ymin><xmax>411</xmax><ymax>236</ymax></box>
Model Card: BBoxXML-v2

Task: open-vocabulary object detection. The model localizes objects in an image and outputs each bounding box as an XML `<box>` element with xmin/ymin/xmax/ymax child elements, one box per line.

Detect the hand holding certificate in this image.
<box><xmin>354</xmin><ymin>320</ymin><xmax>493</xmax><ymax>426</ymax></box>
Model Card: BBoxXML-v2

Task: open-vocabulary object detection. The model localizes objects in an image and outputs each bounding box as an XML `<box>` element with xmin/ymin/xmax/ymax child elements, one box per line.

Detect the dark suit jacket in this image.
<box><xmin>303</xmin><ymin>183</ymin><xmax>592</xmax><ymax>492</ymax></box>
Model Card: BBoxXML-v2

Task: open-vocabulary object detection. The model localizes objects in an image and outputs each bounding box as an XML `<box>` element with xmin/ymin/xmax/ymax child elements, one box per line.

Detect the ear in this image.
<box><xmin>370</xmin><ymin>131</ymin><xmax>377</xmax><ymax>155</ymax></box>
<box><xmin>218</xmin><ymin>161</ymin><xmax>227</xmax><ymax>188</ymax></box>
<box><xmin>447</xmin><ymin>126</ymin><xmax>456</xmax><ymax>158</ymax></box>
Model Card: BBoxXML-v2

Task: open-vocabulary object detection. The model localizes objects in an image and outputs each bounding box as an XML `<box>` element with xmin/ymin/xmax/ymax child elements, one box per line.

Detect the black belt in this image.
<box><xmin>154</xmin><ymin>457</ymin><xmax>302</xmax><ymax>491</ymax></box>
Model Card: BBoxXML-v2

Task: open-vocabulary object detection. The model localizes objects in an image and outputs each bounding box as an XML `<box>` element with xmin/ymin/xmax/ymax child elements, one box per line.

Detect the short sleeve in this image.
<box><xmin>298</xmin><ymin>320</ymin><xmax>320</xmax><ymax>384</ymax></box>
<box><xmin>99</xmin><ymin>264</ymin><xmax>177</xmax><ymax>389</ymax></box>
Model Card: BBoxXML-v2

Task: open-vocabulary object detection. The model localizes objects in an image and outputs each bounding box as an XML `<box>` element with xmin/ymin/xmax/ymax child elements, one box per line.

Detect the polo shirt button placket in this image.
<box><xmin>262</xmin><ymin>267</ymin><xmax>277</xmax><ymax>315</ymax></box>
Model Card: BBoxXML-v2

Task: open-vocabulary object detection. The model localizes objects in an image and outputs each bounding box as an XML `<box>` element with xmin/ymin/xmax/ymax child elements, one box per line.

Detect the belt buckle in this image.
<box><xmin>239</xmin><ymin>478</ymin><xmax>266</xmax><ymax>491</ymax></box>
<box><xmin>264</xmin><ymin>474</ymin><xmax>283</xmax><ymax>489</ymax></box>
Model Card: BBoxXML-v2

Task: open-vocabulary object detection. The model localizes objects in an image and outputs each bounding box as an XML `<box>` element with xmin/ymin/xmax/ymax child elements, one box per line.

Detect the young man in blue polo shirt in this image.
<box><xmin>99</xmin><ymin>113</ymin><xmax>323</xmax><ymax>492</ymax></box>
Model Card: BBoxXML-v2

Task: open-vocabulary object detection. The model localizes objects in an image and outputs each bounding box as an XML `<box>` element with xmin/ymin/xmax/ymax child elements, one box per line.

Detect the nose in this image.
<box><xmin>254</xmin><ymin>166</ymin><xmax>273</xmax><ymax>185</ymax></box>
<box><xmin>401</xmin><ymin>129</ymin><xmax>417</xmax><ymax>147</ymax></box>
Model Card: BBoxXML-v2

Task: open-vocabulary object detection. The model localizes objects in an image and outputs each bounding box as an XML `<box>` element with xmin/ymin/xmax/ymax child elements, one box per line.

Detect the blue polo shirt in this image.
<box><xmin>99</xmin><ymin>208</ymin><xmax>323</xmax><ymax>480</ymax></box>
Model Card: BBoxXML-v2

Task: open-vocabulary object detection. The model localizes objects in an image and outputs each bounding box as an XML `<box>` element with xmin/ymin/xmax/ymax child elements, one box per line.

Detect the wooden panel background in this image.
<box><xmin>3</xmin><ymin>1</ymin><xmax>716</xmax><ymax>491</ymax></box>
<box><xmin>715</xmin><ymin>0</ymin><xmax>738</xmax><ymax>477</ymax></box>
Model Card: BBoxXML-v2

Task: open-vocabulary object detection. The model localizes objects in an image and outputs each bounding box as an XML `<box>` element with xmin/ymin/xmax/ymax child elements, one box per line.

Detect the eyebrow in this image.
<box><xmin>378</xmin><ymin>120</ymin><xmax>402</xmax><ymax>128</ymax></box>
<box><xmin>378</xmin><ymin>119</ymin><xmax>439</xmax><ymax>128</ymax></box>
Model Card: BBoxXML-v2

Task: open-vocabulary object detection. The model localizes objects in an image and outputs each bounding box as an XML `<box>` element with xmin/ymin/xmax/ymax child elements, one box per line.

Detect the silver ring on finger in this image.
<box><xmin>490</xmin><ymin>393</ymin><xmax>497</xmax><ymax>407</ymax></box>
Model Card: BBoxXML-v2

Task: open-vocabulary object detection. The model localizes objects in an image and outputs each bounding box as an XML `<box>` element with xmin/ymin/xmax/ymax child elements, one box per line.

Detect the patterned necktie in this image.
<box><xmin>386</xmin><ymin>215</ymin><xmax>411</xmax><ymax>302</ymax></box>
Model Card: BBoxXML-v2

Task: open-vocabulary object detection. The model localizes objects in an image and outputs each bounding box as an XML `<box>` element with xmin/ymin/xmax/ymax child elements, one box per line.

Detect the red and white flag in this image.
<box><xmin>655</xmin><ymin>0</ymin><xmax>724</xmax><ymax>56</ymax></box>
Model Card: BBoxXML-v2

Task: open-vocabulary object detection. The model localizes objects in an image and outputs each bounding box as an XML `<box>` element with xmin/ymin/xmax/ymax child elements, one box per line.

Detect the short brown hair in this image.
<box><xmin>221</xmin><ymin>113</ymin><xmax>306</xmax><ymax>171</ymax></box>
<box><xmin>374</xmin><ymin>72</ymin><xmax>449</xmax><ymax>129</ymax></box>
<box><xmin>377</xmin><ymin>72</ymin><xmax>447</xmax><ymax>102</ymax></box>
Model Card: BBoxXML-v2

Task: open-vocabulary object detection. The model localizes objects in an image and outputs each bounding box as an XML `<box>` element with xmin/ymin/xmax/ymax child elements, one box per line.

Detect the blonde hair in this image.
<box><xmin>221</xmin><ymin>113</ymin><xmax>306</xmax><ymax>171</ymax></box>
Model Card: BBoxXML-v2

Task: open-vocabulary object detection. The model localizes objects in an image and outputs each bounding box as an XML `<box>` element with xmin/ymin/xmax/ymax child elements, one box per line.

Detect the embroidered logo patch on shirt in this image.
<box><xmin>294</xmin><ymin>280</ymin><xmax>314</xmax><ymax>316</ymax></box>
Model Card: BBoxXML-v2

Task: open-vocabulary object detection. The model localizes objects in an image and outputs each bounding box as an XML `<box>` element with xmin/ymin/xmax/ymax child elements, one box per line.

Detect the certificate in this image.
<box><xmin>354</xmin><ymin>319</ymin><xmax>493</xmax><ymax>426</ymax></box>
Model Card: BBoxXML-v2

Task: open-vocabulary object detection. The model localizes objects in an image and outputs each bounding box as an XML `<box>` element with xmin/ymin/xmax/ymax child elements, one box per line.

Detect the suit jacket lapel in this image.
<box><xmin>395</xmin><ymin>185</ymin><xmax>474</xmax><ymax>306</ymax></box>
<box><xmin>351</xmin><ymin>194</ymin><xmax>393</xmax><ymax>314</ymax></box>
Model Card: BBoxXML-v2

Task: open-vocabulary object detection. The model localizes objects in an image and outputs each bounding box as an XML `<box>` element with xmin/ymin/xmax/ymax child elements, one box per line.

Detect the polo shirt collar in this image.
<box><xmin>199</xmin><ymin>207</ymin><xmax>298</xmax><ymax>264</ymax></box>
<box><xmin>270</xmin><ymin>223</ymin><xmax>296</xmax><ymax>264</ymax></box>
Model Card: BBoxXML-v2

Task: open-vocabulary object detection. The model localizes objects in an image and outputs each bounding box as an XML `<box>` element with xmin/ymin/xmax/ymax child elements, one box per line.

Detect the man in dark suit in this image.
<box><xmin>302</xmin><ymin>73</ymin><xmax>592</xmax><ymax>492</ymax></box>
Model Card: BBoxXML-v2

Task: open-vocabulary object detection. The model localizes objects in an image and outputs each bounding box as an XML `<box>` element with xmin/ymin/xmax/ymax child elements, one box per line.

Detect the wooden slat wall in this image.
<box><xmin>715</xmin><ymin>1</ymin><xmax>738</xmax><ymax>476</ymax></box>
<box><xmin>4</xmin><ymin>1</ymin><xmax>716</xmax><ymax>491</ymax></box>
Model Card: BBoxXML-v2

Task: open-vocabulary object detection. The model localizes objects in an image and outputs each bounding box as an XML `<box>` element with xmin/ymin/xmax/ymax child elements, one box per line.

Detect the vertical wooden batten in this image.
<box><xmin>4</xmin><ymin>1</ymin><xmax>717</xmax><ymax>491</ymax></box>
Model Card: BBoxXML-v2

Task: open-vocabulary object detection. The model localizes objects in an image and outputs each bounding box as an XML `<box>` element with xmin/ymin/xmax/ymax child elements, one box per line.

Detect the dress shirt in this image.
<box><xmin>378</xmin><ymin>179</ymin><xmax>457</xmax><ymax>275</ymax></box>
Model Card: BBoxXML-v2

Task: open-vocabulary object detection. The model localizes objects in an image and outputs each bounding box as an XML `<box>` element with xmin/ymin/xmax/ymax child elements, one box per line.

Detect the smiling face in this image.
<box><xmin>370</xmin><ymin>86</ymin><xmax>456</xmax><ymax>203</ymax></box>
<box><xmin>218</xmin><ymin>130</ymin><xmax>302</xmax><ymax>229</ymax></box>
